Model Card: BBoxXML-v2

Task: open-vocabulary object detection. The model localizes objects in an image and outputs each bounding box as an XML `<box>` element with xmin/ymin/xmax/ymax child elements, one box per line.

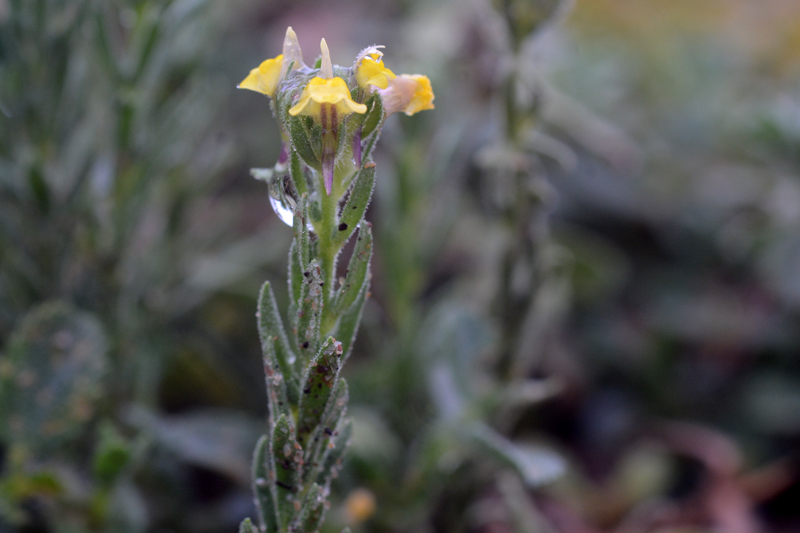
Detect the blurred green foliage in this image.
<box><xmin>2</xmin><ymin>0</ymin><xmax>800</xmax><ymax>532</ymax></box>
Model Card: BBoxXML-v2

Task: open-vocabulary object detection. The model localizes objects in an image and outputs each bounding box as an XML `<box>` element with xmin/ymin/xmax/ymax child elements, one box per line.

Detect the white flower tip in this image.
<box><xmin>355</xmin><ymin>45</ymin><xmax>385</xmax><ymax>67</ymax></box>
<box><xmin>320</xmin><ymin>38</ymin><xmax>334</xmax><ymax>79</ymax></box>
<box><xmin>282</xmin><ymin>26</ymin><xmax>304</xmax><ymax>75</ymax></box>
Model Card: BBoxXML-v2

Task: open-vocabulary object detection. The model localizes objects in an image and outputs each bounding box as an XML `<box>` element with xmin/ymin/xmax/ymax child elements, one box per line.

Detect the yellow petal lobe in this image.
<box><xmin>238</xmin><ymin>54</ymin><xmax>284</xmax><ymax>97</ymax></box>
<box><xmin>356</xmin><ymin>54</ymin><xmax>396</xmax><ymax>90</ymax></box>
<box><xmin>288</xmin><ymin>77</ymin><xmax>367</xmax><ymax>119</ymax></box>
<box><xmin>402</xmin><ymin>74</ymin><xmax>435</xmax><ymax>115</ymax></box>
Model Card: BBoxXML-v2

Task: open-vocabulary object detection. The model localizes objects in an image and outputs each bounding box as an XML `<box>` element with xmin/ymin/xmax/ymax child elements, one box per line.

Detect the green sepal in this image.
<box><xmin>289</xmin><ymin>116</ymin><xmax>319</xmax><ymax>167</ymax></box>
<box><xmin>289</xmin><ymin>149</ymin><xmax>308</xmax><ymax>197</ymax></box>
<box><xmin>334</xmin><ymin>164</ymin><xmax>376</xmax><ymax>246</ymax></box>
<box><xmin>273</xmin><ymin>414</ymin><xmax>303</xmax><ymax>528</ymax></box>
<box><xmin>330</xmin><ymin>281</ymin><xmax>369</xmax><ymax>363</ymax></box>
<box><xmin>309</xmin><ymin>122</ymin><xmax>323</xmax><ymax>161</ymax></box>
<box><xmin>258</xmin><ymin>281</ymin><xmax>298</xmax><ymax>404</ymax></box>
<box><xmin>297</xmin><ymin>338</ymin><xmax>343</xmax><ymax>449</ymax></box>
<box><xmin>252</xmin><ymin>435</ymin><xmax>280</xmax><ymax>532</ymax></box>
<box><xmin>294</xmin><ymin>260</ymin><xmax>324</xmax><ymax>361</ymax></box>
<box><xmin>305</xmin><ymin>378</ymin><xmax>348</xmax><ymax>480</ymax></box>
<box><xmin>333</xmin><ymin>223</ymin><xmax>372</xmax><ymax>315</ymax></box>
<box><xmin>361</xmin><ymin>93</ymin><xmax>384</xmax><ymax>138</ymax></box>
<box><xmin>319</xmin><ymin>418</ymin><xmax>352</xmax><ymax>488</ymax></box>
<box><xmin>289</xmin><ymin>483</ymin><xmax>327</xmax><ymax>533</ymax></box>
<box><xmin>238</xmin><ymin>518</ymin><xmax>257</xmax><ymax>533</ymax></box>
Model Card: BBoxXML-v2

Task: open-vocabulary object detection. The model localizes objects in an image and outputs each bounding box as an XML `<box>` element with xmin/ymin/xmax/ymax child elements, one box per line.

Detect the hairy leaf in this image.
<box><xmin>333</xmin><ymin>222</ymin><xmax>372</xmax><ymax>315</ymax></box>
<box><xmin>258</xmin><ymin>281</ymin><xmax>298</xmax><ymax>403</ymax></box>
<box><xmin>335</xmin><ymin>164</ymin><xmax>376</xmax><ymax>246</ymax></box>
<box><xmin>294</xmin><ymin>260</ymin><xmax>324</xmax><ymax>361</ymax></box>
<box><xmin>297</xmin><ymin>338</ymin><xmax>343</xmax><ymax>449</ymax></box>
<box><xmin>273</xmin><ymin>414</ymin><xmax>303</xmax><ymax>528</ymax></box>
<box><xmin>252</xmin><ymin>435</ymin><xmax>279</xmax><ymax>532</ymax></box>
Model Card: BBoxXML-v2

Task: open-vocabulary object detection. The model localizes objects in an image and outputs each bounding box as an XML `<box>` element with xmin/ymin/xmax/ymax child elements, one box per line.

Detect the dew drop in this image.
<box><xmin>269</xmin><ymin>195</ymin><xmax>295</xmax><ymax>226</ymax></box>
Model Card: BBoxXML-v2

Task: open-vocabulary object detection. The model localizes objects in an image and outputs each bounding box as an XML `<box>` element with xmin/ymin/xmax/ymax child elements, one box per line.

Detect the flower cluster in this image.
<box><xmin>239</xmin><ymin>27</ymin><xmax>434</xmax><ymax>200</ymax></box>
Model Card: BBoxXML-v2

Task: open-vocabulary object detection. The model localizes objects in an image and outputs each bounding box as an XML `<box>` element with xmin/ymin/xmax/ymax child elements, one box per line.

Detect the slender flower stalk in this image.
<box><xmin>237</xmin><ymin>27</ymin><xmax>433</xmax><ymax>533</ymax></box>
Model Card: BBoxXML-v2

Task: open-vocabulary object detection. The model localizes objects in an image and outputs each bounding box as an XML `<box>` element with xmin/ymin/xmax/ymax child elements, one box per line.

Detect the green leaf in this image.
<box><xmin>288</xmin><ymin>240</ymin><xmax>304</xmax><ymax>318</ymax></box>
<box><xmin>319</xmin><ymin>418</ymin><xmax>352</xmax><ymax>487</ymax></box>
<box><xmin>292</xmin><ymin>196</ymin><xmax>311</xmax><ymax>270</ymax></box>
<box><xmin>289</xmin><ymin>116</ymin><xmax>319</xmax><ymax>167</ymax></box>
<box><xmin>333</xmin><ymin>222</ymin><xmax>373</xmax><ymax>315</ymax></box>
<box><xmin>294</xmin><ymin>260</ymin><xmax>324</xmax><ymax>360</ymax></box>
<box><xmin>468</xmin><ymin>423</ymin><xmax>564</xmax><ymax>488</ymax></box>
<box><xmin>273</xmin><ymin>414</ymin><xmax>303</xmax><ymax>528</ymax></box>
<box><xmin>258</xmin><ymin>281</ymin><xmax>297</xmax><ymax>398</ymax></box>
<box><xmin>361</xmin><ymin>93</ymin><xmax>384</xmax><ymax>138</ymax></box>
<box><xmin>290</xmin><ymin>149</ymin><xmax>308</xmax><ymax>197</ymax></box>
<box><xmin>252</xmin><ymin>435</ymin><xmax>280</xmax><ymax>532</ymax></box>
<box><xmin>335</xmin><ymin>164</ymin><xmax>376</xmax><ymax>246</ymax></box>
<box><xmin>290</xmin><ymin>483</ymin><xmax>326</xmax><ymax>533</ymax></box>
<box><xmin>329</xmin><ymin>282</ymin><xmax>369</xmax><ymax>362</ymax></box>
<box><xmin>305</xmin><ymin>378</ymin><xmax>348</xmax><ymax>480</ymax></box>
<box><xmin>263</xmin><ymin>336</ymin><xmax>293</xmax><ymax>422</ymax></box>
<box><xmin>297</xmin><ymin>338</ymin><xmax>343</xmax><ymax>449</ymax></box>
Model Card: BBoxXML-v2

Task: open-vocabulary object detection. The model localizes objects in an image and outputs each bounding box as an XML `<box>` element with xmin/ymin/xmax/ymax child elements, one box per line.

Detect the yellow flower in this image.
<box><xmin>356</xmin><ymin>53</ymin><xmax>396</xmax><ymax>90</ymax></box>
<box><xmin>237</xmin><ymin>27</ymin><xmax>305</xmax><ymax>98</ymax></box>
<box><xmin>288</xmin><ymin>77</ymin><xmax>367</xmax><ymax>122</ymax></box>
<box><xmin>379</xmin><ymin>74</ymin><xmax>435</xmax><ymax>116</ymax></box>
<box><xmin>238</xmin><ymin>55</ymin><xmax>284</xmax><ymax>97</ymax></box>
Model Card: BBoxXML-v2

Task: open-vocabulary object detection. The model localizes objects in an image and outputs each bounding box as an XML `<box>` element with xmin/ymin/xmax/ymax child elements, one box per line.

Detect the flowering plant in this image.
<box><xmin>237</xmin><ymin>28</ymin><xmax>432</xmax><ymax>533</ymax></box>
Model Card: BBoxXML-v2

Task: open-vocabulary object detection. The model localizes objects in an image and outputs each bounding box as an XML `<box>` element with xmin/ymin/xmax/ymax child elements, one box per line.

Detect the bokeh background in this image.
<box><xmin>2</xmin><ymin>0</ymin><xmax>800</xmax><ymax>532</ymax></box>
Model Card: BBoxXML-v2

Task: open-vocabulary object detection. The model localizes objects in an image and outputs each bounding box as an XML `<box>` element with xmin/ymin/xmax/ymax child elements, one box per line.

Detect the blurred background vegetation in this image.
<box><xmin>1</xmin><ymin>0</ymin><xmax>800</xmax><ymax>532</ymax></box>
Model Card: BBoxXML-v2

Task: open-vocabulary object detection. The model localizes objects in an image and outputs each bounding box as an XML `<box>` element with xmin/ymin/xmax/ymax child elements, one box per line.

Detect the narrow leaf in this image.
<box><xmin>273</xmin><ymin>415</ymin><xmax>303</xmax><ymax>528</ymax></box>
<box><xmin>258</xmin><ymin>281</ymin><xmax>298</xmax><ymax>400</ymax></box>
<box><xmin>361</xmin><ymin>93</ymin><xmax>384</xmax><ymax>138</ymax></box>
<box><xmin>294</xmin><ymin>260</ymin><xmax>324</xmax><ymax>360</ymax></box>
<box><xmin>335</xmin><ymin>164</ymin><xmax>376</xmax><ymax>246</ymax></box>
<box><xmin>289</xmin><ymin>149</ymin><xmax>308</xmax><ymax>196</ymax></box>
<box><xmin>288</xmin><ymin>240</ymin><xmax>303</xmax><ymax>319</ymax></box>
<box><xmin>289</xmin><ymin>483</ymin><xmax>327</xmax><ymax>533</ymax></box>
<box><xmin>289</xmin><ymin>116</ymin><xmax>319</xmax><ymax>167</ymax></box>
<box><xmin>305</xmin><ymin>378</ymin><xmax>349</xmax><ymax>480</ymax></box>
<box><xmin>333</xmin><ymin>223</ymin><xmax>372</xmax><ymax>315</ymax></box>
<box><xmin>319</xmin><ymin>418</ymin><xmax>352</xmax><ymax>488</ymax></box>
<box><xmin>292</xmin><ymin>196</ymin><xmax>311</xmax><ymax>270</ymax></box>
<box><xmin>263</xmin><ymin>336</ymin><xmax>293</xmax><ymax>422</ymax></box>
<box><xmin>330</xmin><ymin>283</ymin><xmax>369</xmax><ymax>363</ymax></box>
<box><xmin>252</xmin><ymin>435</ymin><xmax>280</xmax><ymax>532</ymax></box>
<box><xmin>297</xmin><ymin>338</ymin><xmax>343</xmax><ymax>449</ymax></box>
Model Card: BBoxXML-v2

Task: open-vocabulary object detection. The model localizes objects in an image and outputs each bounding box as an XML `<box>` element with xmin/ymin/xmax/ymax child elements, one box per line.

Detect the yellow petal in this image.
<box><xmin>378</xmin><ymin>74</ymin><xmax>434</xmax><ymax>116</ymax></box>
<box><xmin>288</xmin><ymin>77</ymin><xmax>367</xmax><ymax>119</ymax></box>
<box><xmin>238</xmin><ymin>54</ymin><xmax>284</xmax><ymax>97</ymax></box>
<box><xmin>356</xmin><ymin>55</ymin><xmax>396</xmax><ymax>90</ymax></box>
<box><xmin>402</xmin><ymin>74</ymin><xmax>435</xmax><ymax>116</ymax></box>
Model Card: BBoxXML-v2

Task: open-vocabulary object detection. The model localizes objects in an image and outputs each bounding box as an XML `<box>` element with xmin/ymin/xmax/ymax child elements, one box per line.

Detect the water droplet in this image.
<box><xmin>269</xmin><ymin>195</ymin><xmax>295</xmax><ymax>226</ymax></box>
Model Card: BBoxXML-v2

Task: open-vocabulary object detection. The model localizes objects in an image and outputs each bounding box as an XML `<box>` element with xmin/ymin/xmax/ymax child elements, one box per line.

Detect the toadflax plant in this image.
<box><xmin>236</xmin><ymin>28</ymin><xmax>434</xmax><ymax>533</ymax></box>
